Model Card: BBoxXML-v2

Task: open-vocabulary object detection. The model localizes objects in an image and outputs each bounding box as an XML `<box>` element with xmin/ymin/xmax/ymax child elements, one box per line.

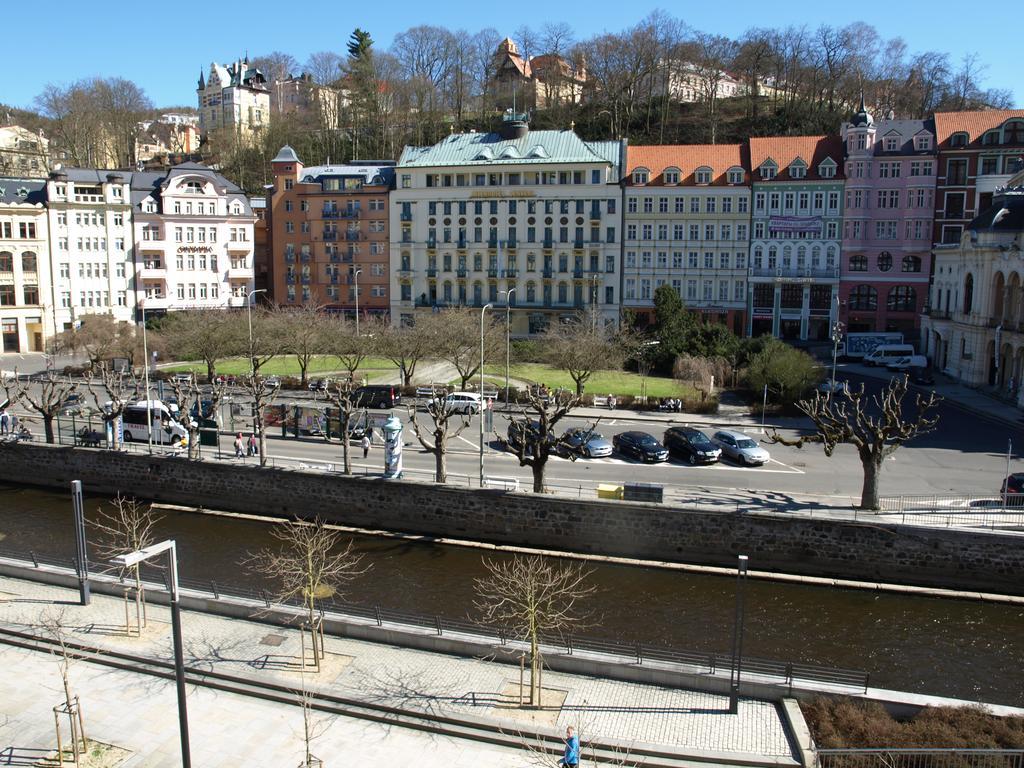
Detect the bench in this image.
<box><xmin>416</xmin><ymin>385</ymin><xmax>445</xmax><ymax>398</ymax></box>
<box><xmin>483</xmin><ymin>475</ymin><xmax>520</xmax><ymax>491</ymax></box>
<box><xmin>592</xmin><ymin>395</ymin><xmax>612</xmax><ymax>408</ymax></box>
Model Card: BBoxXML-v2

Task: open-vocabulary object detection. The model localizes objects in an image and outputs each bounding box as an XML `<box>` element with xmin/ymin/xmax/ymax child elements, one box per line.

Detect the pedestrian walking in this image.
<box><xmin>233</xmin><ymin>432</ymin><xmax>244</xmax><ymax>458</ymax></box>
<box><xmin>0</xmin><ymin>408</ymin><xmax>9</xmax><ymax>435</ymax></box>
<box><xmin>559</xmin><ymin>726</ymin><xmax>579</xmax><ymax>768</ymax></box>
<box><xmin>366</xmin><ymin>424</ymin><xmax>374</xmax><ymax>445</ymax></box>
<box><xmin>9</xmin><ymin>413</ymin><xmax>17</xmax><ymax>433</ymax></box>
<box><xmin>247</xmin><ymin>433</ymin><xmax>258</xmax><ymax>456</ymax></box>
<box><xmin>361</xmin><ymin>434</ymin><xmax>371</xmax><ymax>459</ymax></box>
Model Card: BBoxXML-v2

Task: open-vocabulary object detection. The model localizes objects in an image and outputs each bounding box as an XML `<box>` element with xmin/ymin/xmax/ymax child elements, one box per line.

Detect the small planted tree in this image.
<box><xmin>768</xmin><ymin>375</ymin><xmax>941</xmax><ymax>510</ymax></box>
<box><xmin>85</xmin><ymin>365</ymin><xmax>139</xmax><ymax>451</ymax></box>
<box><xmin>244</xmin><ymin>519</ymin><xmax>368</xmax><ymax>670</ymax></box>
<box><xmin>39</xmin><ymin>607</ymin><xmax>88</xmax><ymax>764</ymax></box>
<box><xmin>407</xmin><ymin>386</ymin><xmax>471</xmax><ymax>483</ymax></box>
<box><xmin>499</xmin><ymin>389</ymin><xmax>594</xmax><ymax>493</ymax></box>
<box><xmin>321</xmin><ymin>375</ymin><xmax>367</xmax><ymax>475</ymax></box>
<box><xmin>474</xmin><ymin>554</ymin><xmax>595</xmax><ymax>707</ymax></box>
<box><xmin>90</xmin><ymin>495</ymin><xmax>162</xmax><ymax>632</ymax></box>
<box><xmin>3</xmin><ymin>370</ymin><xmax>79</xmax><ymax>443</ymax></box>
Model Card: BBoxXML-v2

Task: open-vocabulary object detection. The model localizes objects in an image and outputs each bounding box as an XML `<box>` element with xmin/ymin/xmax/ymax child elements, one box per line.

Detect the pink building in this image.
<box><xmin>839</xmin><ymin>100</ymin><xmax>935</xmax><ymax>335</ymax></box>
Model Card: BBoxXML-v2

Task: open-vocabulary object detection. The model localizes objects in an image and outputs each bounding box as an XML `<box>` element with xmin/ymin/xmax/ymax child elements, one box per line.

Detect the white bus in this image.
<box><xmin>120</xmin><ymin>400</ymin><xmax>189</xmax><ymax>445</ymax></box>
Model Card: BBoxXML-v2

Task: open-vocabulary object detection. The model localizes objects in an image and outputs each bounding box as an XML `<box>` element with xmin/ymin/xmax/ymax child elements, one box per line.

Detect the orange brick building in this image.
<box><xmin>268</xmin><ymin>145</ymin><xmax>394</xmax><ymax>314</ymax></box>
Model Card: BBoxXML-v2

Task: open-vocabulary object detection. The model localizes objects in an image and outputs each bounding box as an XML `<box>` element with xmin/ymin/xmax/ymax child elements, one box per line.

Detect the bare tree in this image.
<box><xmin>85</xmin><ymin>365</ymin><xmax>139</xmax><ymax>451</ymax></box>
<box><xmin>90</xmin><ymin>495</ymin><xmax>163</xmax><ymax>631</ymax></box>
<box><xmin>380</xmin><ymin>321</ymin><xmax>431</xmax><ymax>387</ymax></box>
<box><xmin>474</xmin><ymin>554</ymin><xmax>595</xmax><ymax>706</ymax></box>
<box><xmin>322</xmin><ymin>375</ymin><xmax>367</xmax><ymax>475</ymax></box>
<box><xmin>160</xmin><ymin>310</ymin><xmax>244</xmax><ymax>383</ymax></box>
<box><xmin>500</xmin><ymin>389</ymin><xmax>592</xmax><ymax>493</ymax></box>
<box><xmin>39</xmin><ymin>607</ymin><xmax>89</xmax><ymax>763</ymax></box>
<box><xmin>305</xmin><ymin>51</ymin><xmax>345</xmax><ymax>85</ymax></box>
<box><xmin>167</xmin><ymin>372</ymin><xmax>228</xmax><ymax>460</ymax></box>
<box><xmin>541</xmin><ymin>313</ymin><xmax>624</xmax><ymax>396</ymax></box>
<box><xmin>768</xmin><ymin>375</ymin><xmax>940</xmax><ymax>510</ymax></box>
<box><xmin>3</xmin><ymin>370</ymin><xmax>78</xmax><ymax>444</ymax></box>
<box><xmin>239</xmin><ymin>373</ymin><xmax>281</xmax><ymax>467</ymax></box>
<box><xmin>427</xmin><ymin>307</ymin><xmax>503</xmax><ymax>391</ymax></box>
<box><xmin>279</xmin><ymin>303</ymin><xmax>329</xmax><ymax>388</ymax></box>
<box><xmin>244</xmin><ymin>519</ymin><xmax>368</xmax><ymax>670</ymax></box>
<box><xmin>407</xmin><ymin>387</ymin><xmax>471</xmax><ymax>483</ymax></box>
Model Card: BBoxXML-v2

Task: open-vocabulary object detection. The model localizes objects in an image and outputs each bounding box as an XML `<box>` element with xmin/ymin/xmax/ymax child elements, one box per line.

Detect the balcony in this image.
<box><xmin>323</xmin><ymin>231</ymin><xmax>339</xmax><ymax>242</ymax></box>
<box><xmin>137</xmin><ymin>264</ymin><xmax>166</xmax><ymax>278</ymax></box>
<box><xmin>286</xmin><ymin>275</ymin><xmax>296</xmax><ymax>285</ymax></box>
<box><xmin>284</xmin><ymin>253</ymin><xmax>296</xmax><ymax>263</ymax></box>
<box><xmin>487</xmin><ymin>238</ymin><xmax>499</xmax><ymax>249</ymax></box>
<box><xmin>426</xmin><ymin>267</ymin><xmax>438</xmax><ymax>278</ymax></box>
<box><xmin>347</xmin><ymin>232</ymin><xmax>364</xmax><ymax>242</ymax></box>
<box><xmin>507</xmin><ymin>239</ymin><xmax>517</xmax><ymax>250</ymax></box>
<box><xmin>398</xmin><ymin>267</ymin><xmax>414</xmax><ymax>278</ymax></box>
<box><xmin>329</xmin><ymin>253</ymin><xmax>341</xmax><ymax>263</ymax></box>
<box><xmin>456</xmin><ymin>268</ymin><xmax>468</xmax><ymax>278</ymax></box>
<box><xmin>227</xmin><ymin>241</ymin><xmax>251</xmax><ymax>252</ymax></box>
<box><xmin>749</xmin><ymin>267</ymin><xmax>839</xmax><ymax>280</ymax></box>
<box><xmin>542</xmin><ymin>239</ymin><xmax>554</xmax><ymax>250</ymax></box>
<box><xmin>400</xmin><ymin>212</ymin><xmax>413</xmax><ymax>222</ymax></box>
<box><xmin>573</xmin><ymin>240</ymin><xmax>585</xmax><ymax>250</ymax></box>
<box><xmin>572</xmin><ymin>269</ymin><xmax>584</xmax><ymax>279</ymax></box>
<box><xmin>426</xmin><ymin>240</ymin><xmax>437</xmax><ymax>251</ymax></box>
<box><xmin>329</xmin><ymin>274</ymin><xmax>340</xmax><ymax>284</ymax></box>
<box><xmin>457</xmin><ymin>239</ymin><xmax>468</xmax><ymax>250</ymax></box>
<box><xmin>503</xmin><ymin>268</ymin><xmax>519</xmax><ymax>278</ymax></box>
<box><xmin>339</xmin><ymin>209</ymin><xmax>361</xmax><ymax>219</ymax></box>
<box><xmin>487</xmin><ymin>268</ymin><xmax>500</xmax><ymax>278</ymax></box>
<box><xmin>300</xmin><ymin>252</ymin><xmax>311</xmax><ymax>263</ymax></box>
<box><xmin>322</xmin><ymin>209</ymin><xmax>340</xmax><ymax>219</ymax></box>
<box><xmin>227</xmin><ymin>266</ymin><xmax>253</xmax><ymax>280</ymax></box>
<box><xmin>542</xmin><ymin>267</ymin><xmax>554</xmax><ymax>279</ymax></box>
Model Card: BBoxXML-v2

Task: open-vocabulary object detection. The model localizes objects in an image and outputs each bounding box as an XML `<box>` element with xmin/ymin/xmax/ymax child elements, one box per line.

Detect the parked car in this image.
<box><xmin>663</xmin><ymin>426</ymin><xmax>721</xmax><ymax>465</ymax></box>
<box><xmin>437</xmin><ymin>391</ymin><xmax>481</xmax><ymax>414</ymax></box>
<box><xmin>712</xmin><ymin>430</ymin><xmax>770</xmax><ymax>466</ymax></box>
<box><xmin>557</xmin><ymin>428</ymin><xmax>613</xmax><ymax>458</ymax></box>
<box><xmin>612</xmin><ymin>431</ymin><xmax>669</xmax><ymax>463</ymax></box>
<box><xmin>816</xmin><ymin>379</ymin><xmax>849</xmax><ymax>395</ymax></box>
<box><xmin>264</xmin><ymin>376</ymin><xmax>282</xmax><ymax>390</ymax></box>
<box><xmin>172</xmin><ymin>372</ymin><xmax>194</xmax><ymax>384</ymax></box>
<box><xmin>308</xmin><ymin>378</ymin><xmax>327</xmax><ymax>392</ymax></box>
<box><xmin>353</xmin><ymin>385</ymin><xmax>401</xmax><ymax>409</ymax></box>
<box><xmin>507</xmin><ymin>420</ymin><xmax>542</xmax><ymax>453</ymax></box>
<box><xmin>908</xmin><ymin>366</ymin><xmax>935</xmax><ymax>386</ymax></box>
<box><xmin>1001</xmin><ymin>474</ymin><xmax>1024</xmax><ymax>506</ymax></box>
<box><xmin>886</xmin><ymin>355</ymin><xmax>928</xmax><ymax>372</ymax></box>
<box><xmin>60</xmin><ymin>393</ymin><xmax>83</xmax><ymax>415</ymax></box>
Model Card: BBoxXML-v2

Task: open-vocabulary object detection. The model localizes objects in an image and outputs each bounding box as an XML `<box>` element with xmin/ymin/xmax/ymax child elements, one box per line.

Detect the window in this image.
<box><xmin>849</xmin><ymin>254</ymin><xmax>867</xmax><ymax>272</ymax></box>
<box><xmin>819</xmin><ymin>163</ymin><xmax>836</xmax><ymax>179</ymax></box>
<box><xmin>789</xmin><ymin>164</ymin><xmax>806</xmax><ymax>179</ymax></box>
<box><xmin>664</xmin><ymin>169</ymin><xmax>680</xmax><ymax>184</ymax></box>
<box><xmin>915</xmin><ymin>135</ymin><xmax>931</xmax><ymax>151</ymax></box>
<box><xmin>759</xmin><ymin>164</ymin><xmax>776</xmax><ymax>180</ymax></box>
<box><xmin>887</xmin><ymin>286</ymin><xmax>916</xmax><ymax>312</ymax></box>
<box><xmin>946</xmin><ymin>158</ymin><xmax>967</xmax><ymax>185</ymax></box>
<box><xmin>944</xmin><ymin>192</ymin><xmax>965</xmax><ymax>219</ymax></box>
<box><xmin>632</xmin><ymin>169</ymin><xmax>649</xmax><ymax>184</ymax></box>
<box><xmin>728</xmin><ymin>168</ymin><xmax>743</xmax><ymax>184</ymax></box>
<box><xmin>695</xmin><ymin>167</ymin><xmax>712</xmax><ymax>184</ymax></box>
<box><xmin>901</xmin><ymin>255</ymin><xmax>921</xmax><ymax>273</ymax></box>
<box><xmin>848</xmin><ymin>285</ymin><xmax>877</xmax><ymax>311</ymax></box>
<box><xmin>963</xmin><ymin>273</ymin><xmax>974</xmax><ymax>314</ymax></box>
<box><xmin>949</xmin><ymin>133</ymin><xmax>968</xmax><ymax>148</ymax></box>
<box><xmin>877</xmin><ymin>251</ymin><xmax>893</xmax><ymax>272</ymax></box>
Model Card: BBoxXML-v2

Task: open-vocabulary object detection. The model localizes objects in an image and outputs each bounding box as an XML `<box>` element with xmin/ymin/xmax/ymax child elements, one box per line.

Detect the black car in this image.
<box><xmin>308</xmin><ymin>378</ymin><xmax>328</xmax><ymax>392</ymax></box>
<box><xmin>613</xmin><ymin>431</ymin><xmax>669</xmax><ymax>462</ymax></box>
<box><xmin>507</xmin><ymin>420</ymin><xmax>543</xmax><ymax>453</ymax></box>
<box><xmin>1002</xmin><ymin>474</ymin><xmax>1024</xmax><ymax>505</ymax></box>
<box><xmin>908</xmin><ymin>366</ymin><xmax>934</xmax><ymax>386</ymax></box>
<box><xmin>663</xmin><ymin>426</ymin><xmax>722</xmax><ymax>465</ymax></box>
<box><xmin>353</xmin><ymin>385</ymin><xmax>402</xmax><ymax>409</ymax></box>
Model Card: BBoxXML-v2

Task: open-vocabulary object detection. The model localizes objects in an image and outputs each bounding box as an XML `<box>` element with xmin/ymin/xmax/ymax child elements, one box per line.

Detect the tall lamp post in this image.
<box><xmin>479</xmin><ymin>302</ymin><xmax>493</xmax><ymax>486</ymax></box>
<box><xmin>70</xmin><ymin>480</ymin><xmax>89</xmax><ymax>605</ymax></box>
<box><xmin>353</xmin><ymin>268</ymin><xmax>363</xmax><ymax>336</ymax></box>
<box><xmin>728</xmin><ymin>554</ymin><xmax>749</xmax><ymax>714</ymax></box>
<box><xmin>139</xmin><ymin>302</ymin><xmax>152</xmax><ymax>455</ymax></box>
<box><xmin>246</xmin><ymin>288</ymin><xmax>267</xmax><ymax>376</ymax></box>
<box><xmin>830</xmin><ymin>294</ymin><xmax>844</xmax><ymax>392</ymax></box>
<box><xmin>501</xmin><ymin>289</ymin><xmax>515</xmax><ymax>408</ymax></box>
<box><xmin>110</xmin><ymin>540</ymin><xmax>190</xmax><ymax>767</ymax></box>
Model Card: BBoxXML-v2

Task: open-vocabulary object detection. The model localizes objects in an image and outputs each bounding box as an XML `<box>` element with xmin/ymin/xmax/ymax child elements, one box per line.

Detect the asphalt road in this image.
<box><xmin>6</xmin><ymin>365</ymin><xmax>1020</xmax><ymax>505</ymax></box>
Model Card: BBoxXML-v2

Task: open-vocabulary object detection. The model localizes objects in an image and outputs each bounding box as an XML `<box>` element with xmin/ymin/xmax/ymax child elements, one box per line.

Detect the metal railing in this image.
<box><xmin>0</xmin><ymin>544</ymin><xmax>869</xmax><ymax>693</ymax></box>
<box><xmin>876</xmin><ymin>494</ymin><xmax>1024</xmax><ymax>528</ymax></box>
<box><xmin>815</xmin><ymin>750</ymin><xmax>1024</xmax><ymax>768</ymax></box>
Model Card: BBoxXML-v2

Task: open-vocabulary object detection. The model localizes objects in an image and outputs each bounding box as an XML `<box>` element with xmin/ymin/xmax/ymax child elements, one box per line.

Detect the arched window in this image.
<box><xmin>887</xmin><ymin>286</ymin><xmax>916</xmax><ymax>312</ymax></box>
<box><xmin>901</xmin><ymin>254</ymin><xmax>921</xmax><ymax>273</ymax></box>
<box><xmin>21</xmin><ymin>252</ymin><xmax>37</xmax><ymax>273</ymax></box>
<box><xmin>849</xmin><ymin>254</ymin><xmax>867</xmax><ymax>271</ymax></box>
<box><xmin>0</xmin><ymin>252</ymin><xmax>12</xmax><ymax>272</ymax></box>
<box><xmin>963</xmin><ymin>274</ymin><xmax>974</xmax><ymax>314</ymax></box>
<box><xmin>877</xmin><ymin>251</ymin><xmax>893</xmax><ymax>272</ymax></box>
<box><xmin>849</xmin><ymin>285</ymin><xmax>877</xmax><ymax>311</ymax></box>
<box><xmin>1004</xmin><ymin>120</ymin><xmax>1024</xmax><ymax>144</ymax></box>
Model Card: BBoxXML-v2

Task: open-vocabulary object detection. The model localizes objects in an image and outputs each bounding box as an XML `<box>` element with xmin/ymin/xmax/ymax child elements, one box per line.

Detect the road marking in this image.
<box><xmin>455</xmin><ymin>434</ymin><xmax>479</xmax><ymax>449</ymax></box>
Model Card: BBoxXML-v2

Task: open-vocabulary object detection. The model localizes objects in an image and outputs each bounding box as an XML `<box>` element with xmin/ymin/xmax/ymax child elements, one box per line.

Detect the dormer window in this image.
<box><xmin>819</xmin><ymin>164</ymin><xmax>835</xmax><ymax>179</ymax></box>
<box><xmin>184</xmin><ymin>180</ymin><xmax>203</xmax><ymax>194</ymax></box>
<box><xmin>694</xmin><ymin>166</ymin><xmax>712</xmax><ymax>185</ymax></box>
<box><xmin>884</xmin><ymin>137</ymin><xmax>899</xmax><ymax>152</ymax></box>
<box><xmin>983</xmin><ymin>131</ymin><xmax>1000</xmax><ymax>146</ymax></box>
<box><xmin>759</xmin><ymin>163</ymin><xmax>777</xmax><ymax>180</ymax></box>
<box><xmin>950</xmin><ymin>132</ymin><xmax>968</xmax><ymax>148</ymax></box>
<box><xmin>632</xmin><ymin>168</ymin><xmax>649</xmax><ymax>185</ymax></box>
<box><xmin>727</xmin><ymin>167</ymin><xmax>744</xmax><ymax>185</ymax></box>
<box><xmin>789</xmin><ymin>163</ymin><xmax>806</xmax><ymax>179</ymax></box>
<box><xmin>663</xmin><ymin>167</ymin><xmax>680</xmax><ymax>185</ymax></box>
<box><xmin>915</xmin><ymin>135</ymin><xmax>932</xmax><ymax>151</ymax></box>
<box><xmin>1004</xmin><ymin>121</ymin><xmax>1024</xmax><ymax>144</ymax></box>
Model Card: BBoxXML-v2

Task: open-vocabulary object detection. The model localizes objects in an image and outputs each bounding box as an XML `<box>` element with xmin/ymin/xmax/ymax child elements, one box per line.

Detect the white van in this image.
<box><xmin>120</xmin><ymin>400</ymin><xmax>189</xmax><ymax>445</ymax></box>
<box><xmin>864</xmin><ymin>344</ymin><xmax>915</xmax><ymax>367</ymax></box>
<box><xmin>439</xmin><ymin>392</ymin><xmax>482</xmax><ymax>414</ymax></box>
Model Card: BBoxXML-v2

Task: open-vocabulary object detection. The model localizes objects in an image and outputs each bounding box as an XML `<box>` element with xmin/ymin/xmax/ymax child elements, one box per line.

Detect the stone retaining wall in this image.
<box><xmin>1</xmin><ymin>443</ymin><xmax>1021</xmax><ymax>594</ymax></box>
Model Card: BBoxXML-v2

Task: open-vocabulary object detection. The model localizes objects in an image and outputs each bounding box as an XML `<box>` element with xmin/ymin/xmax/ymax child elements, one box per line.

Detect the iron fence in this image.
<box><xmin>0</xmin><ymin>544</ymin><xmax>869</xmax><ymax>693</ymax></box>
<box><xmin>815</xmin><ymin>750</ymin><xmax>1024</xmax><ymax>768</ymax></box>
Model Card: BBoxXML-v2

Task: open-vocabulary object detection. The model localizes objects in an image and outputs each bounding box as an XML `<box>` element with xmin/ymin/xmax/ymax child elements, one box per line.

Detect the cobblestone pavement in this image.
<box><xmin>0</xmin><ymin>575</ymin><xmax>797</xmax><ymax>763</ymax></box>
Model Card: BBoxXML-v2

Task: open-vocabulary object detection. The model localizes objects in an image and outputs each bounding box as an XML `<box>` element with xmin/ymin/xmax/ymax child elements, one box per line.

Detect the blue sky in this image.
<box><xmin>5</xmin><ymin>0</ymin><xmax>1017</xmax><ymax>110</ymax></box>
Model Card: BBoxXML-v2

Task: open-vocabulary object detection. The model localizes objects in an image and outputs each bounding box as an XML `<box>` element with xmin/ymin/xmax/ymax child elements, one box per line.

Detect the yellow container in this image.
<box><xmin>597</xmin><ymin>484</ymin><xmax>624</xmax><ymax>500</ymax></box>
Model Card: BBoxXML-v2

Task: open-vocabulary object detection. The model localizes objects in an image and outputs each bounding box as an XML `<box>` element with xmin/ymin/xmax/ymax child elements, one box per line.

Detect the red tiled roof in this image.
<box><xmin>748</xmin><ymin>135</ymin><xmax>844</xmax><ymax>181</ymax></box>
<box><xmin>625</xmin><ymin>144</ymin><xmax>748</xmax><ymax>186</ymax></box>
<box><xmin>933</xmin><ymin>109</ymin><xmax>1024</xmax><ymax>147</ymax></box>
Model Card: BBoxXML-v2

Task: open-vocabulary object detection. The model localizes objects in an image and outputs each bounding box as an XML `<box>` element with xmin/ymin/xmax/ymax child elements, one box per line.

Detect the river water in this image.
<box><xmin>0</xmin><ymin>483</ymin><xmax>1021</xmax><ymax>706</ymax></box>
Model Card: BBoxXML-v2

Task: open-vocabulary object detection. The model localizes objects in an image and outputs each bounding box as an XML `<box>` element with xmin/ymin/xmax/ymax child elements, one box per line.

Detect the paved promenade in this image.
<box><xmin>0</xmin><ymin>574</ymin><xmax>798</xmax><ymax>767</ymax></box>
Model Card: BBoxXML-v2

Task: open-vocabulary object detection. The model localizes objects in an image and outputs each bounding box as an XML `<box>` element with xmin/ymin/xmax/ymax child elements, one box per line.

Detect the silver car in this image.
<box><xmin>712</xmin><ymin>430</ymin><xmax>771</xmax><ymax>466</ymax></box>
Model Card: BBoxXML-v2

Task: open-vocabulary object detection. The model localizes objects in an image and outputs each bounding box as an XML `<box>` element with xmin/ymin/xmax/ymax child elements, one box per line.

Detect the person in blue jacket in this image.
<box><xmin>559</xmin><ymin>725</ymin><xmax>579</xmax><ymax>767</ymax></box>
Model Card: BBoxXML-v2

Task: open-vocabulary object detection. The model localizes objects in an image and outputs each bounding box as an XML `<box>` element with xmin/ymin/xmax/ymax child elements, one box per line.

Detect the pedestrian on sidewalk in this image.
<box><xmin>559</xmin><ymin>726</ymin><xmax>579</xmax><ymax>768</ymax></box>
<box><xmin>361</xmin><ymin>434</ymin><xmax>371</xmax><ymax>459</ymax></box>
<box><xmin>247</xmin><ymin>433</ymin><xmax>258</xmax><ymax>456</ymax></box>
<box><xmin>234</xmin><ymin>432</ymin><xmax>245</xmax><ymax>458</ymax></box>
<box><xmin>0</xmin><ymin>408</ymin><xmax>9</xmax><ymax>435</ymax></box>
<box><xmin>607</xmin><ymin>394</ymin><xmax>616</xmax><ymax>411</ymax></box>
<box><xmin>366</xmin><ymin>424</ymin><xmax>374</xmax><ymax>445</ymax></box>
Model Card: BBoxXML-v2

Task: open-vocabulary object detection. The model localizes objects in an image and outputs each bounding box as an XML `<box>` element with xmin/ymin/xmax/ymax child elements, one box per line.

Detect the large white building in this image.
<box><xmin>390</xmin><ymin>114</ymin><xmax>625</xmax><ymax>335</ymax></box>
<box><xmin>197</xmin><ymin>57</ymin><xmax>269</xmax><ymax>140</ymax></box>
<box><xmin>131</xmin><ymin>163</ymin><xmax>255</xmax><ymax>316</ymax></box>
<box><xmin>45</xmin><ymin>169</ymin><xmax>136</xmax><ymax>330</ymax></box>
<box><xmin>923</xmin><ymin>167</ymin><xmax>1024</xmax><ymax>404</ymax></box>
<box><xmin>0</xmin><ymin>179</ymin><xmax>51</xmax><ymax>352</ymax></box>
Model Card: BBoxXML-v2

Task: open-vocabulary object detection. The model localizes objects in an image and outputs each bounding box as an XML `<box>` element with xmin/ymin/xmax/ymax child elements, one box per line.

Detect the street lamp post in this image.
<box><xmin>246</xmin><ymin>288</ymin><xmax>267</xmax><ymax>376</ymax></box>
<box><xmin>830</xmin><ymin>294</ymin><xmax>843</xmax><ymax>392</ymax></box>
<box><xmin>110</xmin><ymin>541</ymin><xmax>190</xmax><ymax>767</ymax></box>
<box><xmin>728</xmin><ymin>554</ymin><xmax>749</xmax><ymax>714</ymax></box>
<box><xmin>139</xmin><ymin>303</ymin><xmax>152</xmax><ymax>455</ymax></box>
<box><xmin>479</xmin><ymin>302</ymin><xmax>493</xmax><ymax>486</ymax></box>
<box><xmin>502</xmin><ymin>289</ymin><xmax>515</xmax><ymax>409</ymax></box>
<box><xmin>353</xmin><ymin>269</ymin><xmax>363</xmax><ymax>336</ymax></box>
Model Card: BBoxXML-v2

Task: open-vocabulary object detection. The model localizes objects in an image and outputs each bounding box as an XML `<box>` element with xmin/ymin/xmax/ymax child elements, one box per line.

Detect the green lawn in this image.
<box><xmin>483</xmin><ymin>363</ymin><xmax>693</xmax><ymax>398</ymax></box>
<box><xmin>164</xmin><ymin>355</ymin><xmax>397</xmax><ymax>377</ymax></box>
